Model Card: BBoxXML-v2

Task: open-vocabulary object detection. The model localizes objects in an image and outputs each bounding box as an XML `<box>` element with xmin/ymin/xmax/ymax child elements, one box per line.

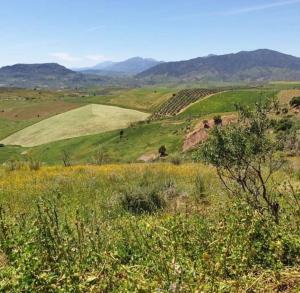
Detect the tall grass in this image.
<box><xmin>0</xmin><ymin>164</ymin><xmax>299</xmax><ymax>291</ymax></box>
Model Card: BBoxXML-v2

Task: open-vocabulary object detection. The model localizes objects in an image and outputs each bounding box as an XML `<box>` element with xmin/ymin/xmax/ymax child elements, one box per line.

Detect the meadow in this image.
<box><xmin>0</xmin><ymin>85</ymin><xmax>300</xmax><ymax>292</ymax></box>
<box><xmin>0</xmin><ymin>163</ymin><xmax>299</xmax><ymax>292</ymax></box>
<box><xmin>1</xmin><ymin>104</ymin><xmax>149</xmax><ymax>147</ymax></box>
<box><xmin>177</xmin><ymin>89</ymin><xmax>277</xmax><ymax>119</ymax></box>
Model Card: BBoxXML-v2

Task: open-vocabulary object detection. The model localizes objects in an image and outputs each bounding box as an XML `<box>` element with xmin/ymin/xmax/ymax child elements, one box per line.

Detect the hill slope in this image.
<box><xmin>0</xmin><ymin>63</ymin><xmax>109</xmax><ymax>88</ymax></box>
<box><xmin>138</xmin><ymin>49</ymin><xmax>300</xmax><ymax>82</ymax></box>
<box><xmin>0</xmin><ymin>104</ymin><xmax>149</xmax><ymax>147</ymax></box>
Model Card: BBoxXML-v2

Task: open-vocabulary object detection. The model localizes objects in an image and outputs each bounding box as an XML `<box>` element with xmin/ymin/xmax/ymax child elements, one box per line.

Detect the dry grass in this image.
<box><xmin>1</xmin><ymin>104</ymin><xmax>149</xmax><ymax>147</ymax></box>
<box><xmin>278</xmin><ymin>90</ymin><xmax>300</xmax><ymax>105</ymax></box>
<box><xmin>0</xmin><ymin>100</ymin><xmax>79</xmax><ymax>121</ymax></box>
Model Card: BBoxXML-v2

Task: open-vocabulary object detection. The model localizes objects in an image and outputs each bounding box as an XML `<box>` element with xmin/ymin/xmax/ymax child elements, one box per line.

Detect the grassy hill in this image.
<box><xmin>1</xmin><ymin>104</ymin><xmax>149</xmax><ymax>147</ymax></box>
<box><xmin>177</xmin><ymin>89</ymin><xmax>276</xmax><ymax>119</ymax></box>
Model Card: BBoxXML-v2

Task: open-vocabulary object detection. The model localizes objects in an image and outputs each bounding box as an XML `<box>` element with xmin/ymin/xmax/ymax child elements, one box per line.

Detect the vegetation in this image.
<box><xmin>1</xmin><ymin>104</ymin><xmax>149</xmax><ymax>147</ymax></box>
<box><xmin>177</xmin><ymin>90</ymin><xmax>276</xmax><ymax>119</ymax></box>
<box><xmin>290</xmin><ymin>96</ymin><xmax>300</xmax><ymax>107</ymax></box>
<box><xmin>198</xmin><ymin>100</ymin><xmax>288</xmax><ymax>223</ymax></box>
<box><xmin>0</xmin><ymin>85</ymin><xmax>300</xmax><ymax>291</ymax></box>
<box><xmin>151</xmin><ymin>88</ymin><xmax>218</xmax><ymax>119</ymax></box>
<box><xmin>0</xmin><ymin>163</ymin><xmax>299</xmax><ymax>291</ymax></box>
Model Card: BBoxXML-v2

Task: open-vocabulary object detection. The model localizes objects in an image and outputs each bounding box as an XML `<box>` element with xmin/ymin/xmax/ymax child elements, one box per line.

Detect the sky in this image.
<box><xmin>0</xmin><ymin>0</ymin><xmax>299</xmax><ymax>68</ymax></box>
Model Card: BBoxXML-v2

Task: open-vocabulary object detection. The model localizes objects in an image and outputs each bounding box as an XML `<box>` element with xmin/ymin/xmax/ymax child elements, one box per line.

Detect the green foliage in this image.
<box><xmin>194</xmin><ymin>174</ymin><xmax>207</xmax><ymax>200</ymax></box>
<box><xmin>178</xmin><ymin>90</ymin><xmax>276</xmax><ymax>119</ymax></box>
<box><xmin>1</xmin><ymin>197</ymin><xmax>300</xmax><ymax>291</ymax></box>
<box><xmin>275</xmin><ymin>118</ymin><xmax>295</xmax><ymax>132</ymax></box>
<box><xmin>198</xmin><ymin>99</ymin><xmax>285</xmax><ymax>223</ymax></box>
<box><xmin>213</xmin><ymin>115</ymin><xmax>222</xmax><ymax>125</ymax></box>
<box><xmin>290</xmin><ymin>96</ymin><xmax>300</xmax><ymax>107</ymax></box>
<box><xmin>158</xmin><ymin>145</ymin><xmax>167</xmax><ymax>157</ymax></box>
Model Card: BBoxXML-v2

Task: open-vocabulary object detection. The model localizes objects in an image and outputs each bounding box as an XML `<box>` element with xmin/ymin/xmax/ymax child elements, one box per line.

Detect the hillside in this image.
<box><xmin>0</xmin><ymin>63</ymin><xmax>111</xmax><ymax>88</ymax></box>
<box><xmin>0</xmin><ymin>104</ymin><xmax>149</xmax><ymax>147</ymax></box>
<box><xmin>138</xmin><ymin>49</ymin><xmax>300</xmax><ymax>82</ymax></box>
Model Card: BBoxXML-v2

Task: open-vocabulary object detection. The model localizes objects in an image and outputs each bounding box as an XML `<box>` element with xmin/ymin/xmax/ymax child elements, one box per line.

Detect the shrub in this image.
<box><xmin>27</xmin><ymin>157</ymin><xmax>42</xmax><ymax>171</ymax></box>
<box><xmin>4</xmin><ymin>159</ymin><xmax>23</xmax><ymax>171</ymax></box>
<box><xmin>120</xmin><ymin>184</ymin><xmax>166</xmax><ymax>214</ymax></box>
<box><xmin>194</xmin><ymin>174</ymin><xmax>207</xmax><ymax>200</ymax></box>
<box><xmin>213</xmin><ymin>115</ymin><xmax>222</xmax><ymax>126</ymax></box>
<box><xmin>170</xmin><ymin>155</ymin><xmax>181</xmax><ymax>165</ymax></box>
<box><xmin>158</xmin><ymin>145</ymin><xmax>167</xmax><ymax>157</ymax></box>
<box><xmin>290</xmin><ymin>96</ymin><xmax>300</xmax><ymax>107</ymax></box>
<box><xmin>198</xmin><ymin>100</ymin><xmax>286</xmax><ymax>223</ymax></box>
<box><xmin>275</xmin><ymin>118</ymin><xmax>295</xmax><ymax>132</ymax></box>
<box><xmin>62</xmin><ymin>150</ymin><xmax>72</xmax><ymax>167</ymax></box>
<box><xmin>91</xmin><ymin>148</ymin><xmax>109</xmax><ymax>165</ymax></box>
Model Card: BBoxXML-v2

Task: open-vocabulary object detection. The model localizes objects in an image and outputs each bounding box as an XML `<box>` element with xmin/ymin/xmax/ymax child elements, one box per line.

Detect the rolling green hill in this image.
<box><xmin>177</xmin><ymin>90</ymin><xmax>276</xmax><ymax>119</ymax></box>
<box><xmin>1</xmin><ymin>104</ymin><xmax>149</xmax><ymax>147</ymax></box>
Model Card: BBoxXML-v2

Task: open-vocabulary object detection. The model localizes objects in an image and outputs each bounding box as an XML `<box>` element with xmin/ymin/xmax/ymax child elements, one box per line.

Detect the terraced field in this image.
<box><xmin>1</xmin><ymin>104</ymin><xmax>149</xmax><ymax>147</ymax></box>
<box><xmin>150</xmin><ymin>88</ymin><xmax>219</xmax><ymax>119</ymax></box>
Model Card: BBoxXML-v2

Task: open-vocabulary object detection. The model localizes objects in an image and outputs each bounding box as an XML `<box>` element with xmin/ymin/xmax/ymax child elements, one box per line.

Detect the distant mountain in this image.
<box><xmin>77</xmin><ymin>57</ymin><xmax>162</xmax><ymax>76</ymax></box>
<box><xmin>137</xmin><ymin>49</ymin><xmax>300</xmax><ymax>82</ymax></box>
<box><xmin>0</xmin><ymin>63</ymin><xmax>111</xmax><ymax>88</ymax></box>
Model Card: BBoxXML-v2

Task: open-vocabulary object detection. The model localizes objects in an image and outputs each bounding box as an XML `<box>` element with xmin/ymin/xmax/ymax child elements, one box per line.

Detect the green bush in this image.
<box><xmin>290</xmin><ymin>96</ymin><xmax>300</xmax><ymax>107</ymax></box>
<box><xmin>275</xmin><ymin>118</ymin><xmax>295</xmax><ymax>132</ymax></box>
<box><xmin>120</xmin><ymin>184</ymin><xmax>166</xmax><ymax>214</ymax></box>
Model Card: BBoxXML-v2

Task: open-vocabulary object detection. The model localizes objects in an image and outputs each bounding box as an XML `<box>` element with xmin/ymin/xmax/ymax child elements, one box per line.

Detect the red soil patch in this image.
<box><xmin>183</xmin><ymin>115</ymin><xmax>236</xmax><ymax>152</ymax></box>
<box><xmin>0</xmin><ymin>101</ymin><xmax>80</xmax><ymax>121</ymax></box>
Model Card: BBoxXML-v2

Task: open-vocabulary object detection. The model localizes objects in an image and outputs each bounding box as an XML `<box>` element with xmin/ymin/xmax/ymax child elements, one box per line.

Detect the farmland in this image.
<box><xmin>150</xmin><ymin>88</ymin><xmax>219</xmax><ymax>119</ymax></box>
<box><xmin>177</xmin><ymin>89</ymin><xmax>276</xmax><ymax>119</ymax></box>
<box><xmin>1</xmin><ymin>104</ymin><xmax>149</xmax><ymax>147</ymax></box>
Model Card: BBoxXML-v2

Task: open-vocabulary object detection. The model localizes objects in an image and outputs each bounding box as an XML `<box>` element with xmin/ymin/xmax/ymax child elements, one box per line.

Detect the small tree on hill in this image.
<box><xmin>120</xmin><ymin>130</ymin><xmax>124</xmax><ymax>139</ymax></box>
<box><xmin>159</xmin><ymin>145</ymin><xmax>167</xmax><ymax>157</ymax></box>
<box><xmin>213</xmin><ymin>115</ymin><xmax>222</xmax><ymax>126</ymax></box>
<box><xmin>197</xmin><ymin>100</ymin><xmax>286</xmax><ymax>224</ymax></box>
<box><xmin>62</xmin><ymin>150</ymin><xmax>72</xmax><ymax>167</ymax></box>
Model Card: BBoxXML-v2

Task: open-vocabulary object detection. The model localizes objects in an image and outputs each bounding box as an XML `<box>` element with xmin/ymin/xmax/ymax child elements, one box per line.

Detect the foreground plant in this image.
<box><xmin>198</xmin><ymin>99</ymin><xmax>288</xmax><ymax>223</ymax></box>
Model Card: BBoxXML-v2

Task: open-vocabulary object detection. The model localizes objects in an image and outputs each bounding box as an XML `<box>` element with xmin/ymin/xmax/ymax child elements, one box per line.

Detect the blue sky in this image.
<box><xmin>0</xmin><ymin>0</ymin><xmax>299</xmax><ymax>67</ymax></box>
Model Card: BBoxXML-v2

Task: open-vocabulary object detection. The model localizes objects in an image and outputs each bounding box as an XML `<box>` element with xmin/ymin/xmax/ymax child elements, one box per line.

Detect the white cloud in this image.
<box><xmin>223</xmin><ymin>0</ymin><xmax>300</xmax><ymax>15</ymax></box>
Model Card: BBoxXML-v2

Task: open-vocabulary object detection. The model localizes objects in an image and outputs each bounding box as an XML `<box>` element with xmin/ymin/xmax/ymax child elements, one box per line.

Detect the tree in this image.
<box><xmin>198</xmin><ymin>100</ymin><xmax>285</xmax><ymax>223</ymax></box>
<box><xmin>159</xmin><ymin>145</ymin><xmax>167</xmax><ymax>157</ymax></box>
<box><xmin>213</xmin><ymin>115</ymin><xmax>222</xmax><ymax>126</ymax></box>
<box><xmin>62</xmin><ymin>150</ymin><xmax>72</xmax><ymax>167</ymax></box>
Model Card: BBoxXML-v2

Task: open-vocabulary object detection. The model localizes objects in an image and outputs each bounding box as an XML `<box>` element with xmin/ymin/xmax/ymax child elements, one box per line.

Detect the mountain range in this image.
<box><xmin>137</xmin><ymin>49</ymin><xmax>300</xmax><ymax>82</ymax></box>
<box><xmin>0</xmin><ymin>50</ymin><xmax>300</xmax><ymax>88</ymax></box>
<box><xmin>77</xmin><ymin>57</ymin><xmax>162</xmax><ymax>76</ymax></box>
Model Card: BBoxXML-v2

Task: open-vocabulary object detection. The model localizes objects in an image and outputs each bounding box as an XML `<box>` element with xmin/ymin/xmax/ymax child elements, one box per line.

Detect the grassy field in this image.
<box><xmin>177</xmin><ymin>89</ymin><xmax>277</xmax><ymax>119</ymax></box>
<box><xmin>0</xmin><ymin>163</ymin><xmax>299</xmax><ymax>291</ymax></box>
<box><xmin>26</xmin><ymin>120</ymin><xmax>185</xmax><ymax>164</ymax></box>
<box><xmin>1</xmin><ymin>104</ymin><xmax>149</xmax><ymax>147</ymax></box>
<box><xmin>63</xmin><ymin>87</ymin><xmax>174</xmax><ymax>112</ymax></box>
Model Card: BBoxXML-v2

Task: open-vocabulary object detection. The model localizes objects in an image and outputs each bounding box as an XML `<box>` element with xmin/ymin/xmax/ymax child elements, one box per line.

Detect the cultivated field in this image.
<box><xmin>1</xmin><ymin>104</ymin><xmax>149</xmax><ymax>147</ymax></box>
<box><xmin>150</xmin><ymin>88</ymin><xmax>219</xmax><ymax>119</ymax></box>
<box><xmin>177</xmin><ymin>89</ymin><xmax>276</xmax><ymax>119</ymax></box>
